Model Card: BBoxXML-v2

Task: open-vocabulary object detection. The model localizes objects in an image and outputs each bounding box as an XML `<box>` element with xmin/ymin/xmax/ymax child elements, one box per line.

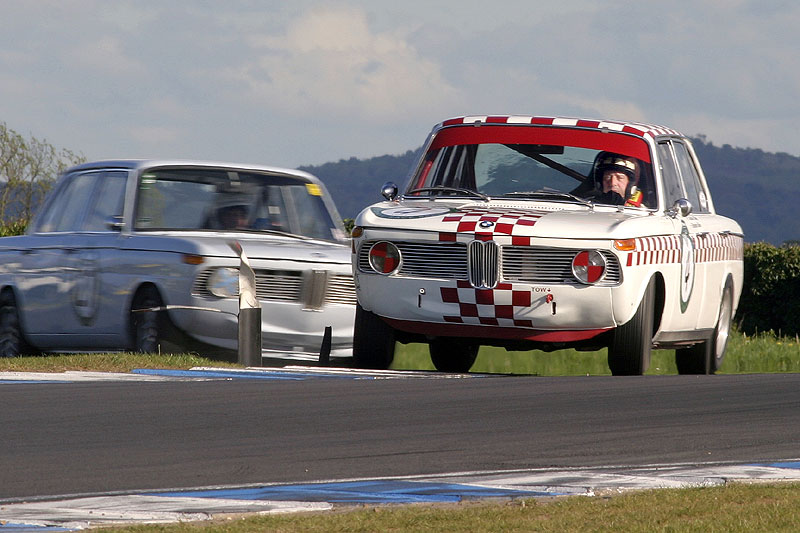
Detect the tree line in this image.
<box><xmin>0</xmin><ymin>121</ymin><xmax>84</xmax><ymax>226</ymax></box>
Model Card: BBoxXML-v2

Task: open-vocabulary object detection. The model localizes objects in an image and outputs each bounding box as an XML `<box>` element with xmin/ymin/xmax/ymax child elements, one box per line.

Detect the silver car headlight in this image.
<box><xmin>207</xmin><ymin>267</ymin><xmax>240</xmax><ymax>298</ymax></box>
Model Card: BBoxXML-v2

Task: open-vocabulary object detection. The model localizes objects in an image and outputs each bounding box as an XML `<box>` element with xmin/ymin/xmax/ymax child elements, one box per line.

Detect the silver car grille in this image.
<box><xmin>193</xmin><ymin>269</ymin><xmax>357</xmax><ymax>307</ymax></box>
<box><xmin>357</xmin><ymin>241</ymin><xmax>468</xmax><ymax>279</ymax></box>
<box><xmin>358</xmin><ymin>240</ymin><xmax>621</xmax><ymax>285</ymax></box>
<box><xmin>468</xmin><ymin>240</ymin><xmax>499</xmax><ymax>289</ymax></box>
<box><xmin>503</xmin><ymin>247</ymin><xmax>621</xmax><ymax>285</ymax></box>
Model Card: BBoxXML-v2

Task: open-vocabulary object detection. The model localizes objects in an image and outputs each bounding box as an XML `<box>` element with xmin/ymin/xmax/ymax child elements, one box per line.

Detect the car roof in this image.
<box><xmin>438</xmin><ymin>115</ymin><xmax>684</xmax><ymax>140</ymax></box>
<box><xmin>63</xmin><ymin>159</ymin><xmax>321</xmax><ymax>183</ymax></box>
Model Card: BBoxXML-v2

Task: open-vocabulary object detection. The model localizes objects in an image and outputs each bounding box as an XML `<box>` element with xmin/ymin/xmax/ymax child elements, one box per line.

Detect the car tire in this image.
<box><xmin>130</xmin><ymin>287</ymin><xmax>165</xmax><ymax>354</ymax></box>
<box><xmin>429</xmin><ymin>339</ymin><xmax>478</xmax><ymax>373</ymax></box>
<box><xmin>0</xmin><ymin>290</ymin><xmax>34</xmax><ymax>358</ymax></box>
<box><xmin>352</xmin><ymin>303</ymin><xmax>396</xmax><ymax>369</ymax></box>
<box><xmin>676</xmin><ymin>278</ymin><xmax>734</xmax><ymax>375</ymax></box>
<box><xmin>608</xmin><ymin>278</ymin><xmax>655</xmax><ymax>376</ymax></box>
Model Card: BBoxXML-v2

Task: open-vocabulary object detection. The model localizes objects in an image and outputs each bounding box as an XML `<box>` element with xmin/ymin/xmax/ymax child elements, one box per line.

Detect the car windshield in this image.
<box><xmin>406</xmin><ymin>125</ymin><xmax>656</xmax><ymax>208</ymax></box>
<box><xmin>134</xmin><ymin>168</ymin><xmax>344</xmax><ymax>241</ymax></box>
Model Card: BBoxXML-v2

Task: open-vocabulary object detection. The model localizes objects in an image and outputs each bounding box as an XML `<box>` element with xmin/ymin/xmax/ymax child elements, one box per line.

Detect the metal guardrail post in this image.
<box><xmin>229</xmin><ymin>241</ymin><xmax>262</xmax><ymax>367</ymax></box>
<box><xmin>319</xmin><ymin>325</ymin><xmax>332</xmax><ymax>367</ymax></box>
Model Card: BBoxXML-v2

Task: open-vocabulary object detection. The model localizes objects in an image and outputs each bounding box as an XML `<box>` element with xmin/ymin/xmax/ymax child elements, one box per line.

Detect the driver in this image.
<box><xmin>595</xmin><ymin>154</ymin><xmax>645</xmax><ymax>207</ymax></box>
<box><xmin>217</xmin><ymin>204</ymin><xmax>250</xmax><ymax>229</ymax></box>
<box><xmin>212</xmin><ymin>194</ymin><xmax>252</xmax><ymax>229</ymax></box>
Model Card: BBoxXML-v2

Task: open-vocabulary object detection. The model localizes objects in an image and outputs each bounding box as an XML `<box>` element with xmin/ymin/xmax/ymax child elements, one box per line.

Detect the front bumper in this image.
<box><xmin>355</xmin><ymin>272</ymin><xmax>617</xmax><ymax>342</ymax></box>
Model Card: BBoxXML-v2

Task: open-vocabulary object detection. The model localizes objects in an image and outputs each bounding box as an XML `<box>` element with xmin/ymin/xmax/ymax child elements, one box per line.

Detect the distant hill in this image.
<box><xmin>301</xmin><ymin>138</ymin><xmax>800</xmax><ymax>245</ymax></box>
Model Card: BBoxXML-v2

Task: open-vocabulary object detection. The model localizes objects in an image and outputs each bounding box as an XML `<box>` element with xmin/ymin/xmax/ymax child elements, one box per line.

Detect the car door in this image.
<box><xmin>70</xmin><ymin>170</ymin><xmax>129</xmax><ymax>342</ymax></box>
<box><xmin>670</xmin><ymin>140</ymin><xmax>730</xmax><ymax>330</ymax></box>
<box><xmin>656</xmin><ymin>140</ymin><xmax>706</xmax><ymax>333</ymax></box>
<box><xmin>21</xmin><ymin>171</ymin><xmax>100</xmax><ymax>342</ymax></box>
<box><xmin>658</xmin><ymin>139</ymin><xmax>708</xmax><ymax>331</ymax></box>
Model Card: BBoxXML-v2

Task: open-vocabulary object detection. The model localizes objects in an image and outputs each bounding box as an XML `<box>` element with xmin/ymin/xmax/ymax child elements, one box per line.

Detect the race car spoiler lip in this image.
<box><xmin>383</xmin><ymin>318</ymin><xmax>611</xmax><ymax>342</ymax></box>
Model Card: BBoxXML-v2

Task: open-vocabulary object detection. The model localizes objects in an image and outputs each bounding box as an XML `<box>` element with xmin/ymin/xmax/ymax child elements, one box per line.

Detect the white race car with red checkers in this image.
<box><xmin>351</xmin><ymin>115</ymin><xmax>743</xmax><ymax>375</ymax></box>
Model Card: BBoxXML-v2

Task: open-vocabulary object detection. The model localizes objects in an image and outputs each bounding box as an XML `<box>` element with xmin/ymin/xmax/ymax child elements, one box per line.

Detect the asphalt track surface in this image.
<box><xmin>3</xmin><ymin>372</ymin><xmax>800</xmax><ymax>500</ymax></box>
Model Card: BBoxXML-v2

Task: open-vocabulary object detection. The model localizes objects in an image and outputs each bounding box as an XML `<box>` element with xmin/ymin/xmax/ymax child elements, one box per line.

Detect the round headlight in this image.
<box><xmin>207</xmin><ymin>267</ymin><xmax>240</xmax><ymax>298</ymax></box>
<box><xmin>572</xmin><ymin>250</ymin><xmax>607</xmax><ymax>284</ymax></box>
<box><xmin>368</xmin><ymin>241</ymin><xmax>401</xmax><ymax>275</ymax></box>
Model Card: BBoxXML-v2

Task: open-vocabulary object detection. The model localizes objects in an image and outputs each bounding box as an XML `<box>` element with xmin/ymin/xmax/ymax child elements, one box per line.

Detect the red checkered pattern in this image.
<box><xmin>694</xmin><ymin>233</ymin><xmax>744</xmax><ymax>262</ymax></box>
<box><xmin>440</xmin><ymin>115</ymin><xmax>683</xmax><ymax>140</ymax></box>
<box><xmin>438</xmin><ymin>208</ymin><xmax>546</xmax><ymax>245</ymax></box>
<box><xmin>626</xmin><ymin>236</ymin><xmax>682</xmax><ymax>266</ymax></box>
<box><xmin>626</xmin><ymin>234</ymin><xmax>744</xmax><ymax>266</ymax></box>
<box><xmin>440</xmin><ymin>280</ymin><xmax>539</xmax><ymax>327</ymax></box>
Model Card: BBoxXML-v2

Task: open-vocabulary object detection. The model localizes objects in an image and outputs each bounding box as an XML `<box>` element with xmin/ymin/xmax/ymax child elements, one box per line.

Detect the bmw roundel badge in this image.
<box><xmin>479</xmin><ymin>220</ymin><xmax>495</xmax><ymax>228</ymax></box>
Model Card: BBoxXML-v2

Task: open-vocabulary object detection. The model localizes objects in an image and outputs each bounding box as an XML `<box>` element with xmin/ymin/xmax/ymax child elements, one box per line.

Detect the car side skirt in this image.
<box><xmin>652</xmin><ymin>328</ymin><xmax>714</xmax><ymax>349</ymax></box>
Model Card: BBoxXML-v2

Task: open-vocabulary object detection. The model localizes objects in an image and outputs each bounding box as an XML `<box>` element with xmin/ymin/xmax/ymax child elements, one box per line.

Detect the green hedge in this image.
<box><xmin>737</xmin><ymin>242</ymin><xmax>800</xmax><ymax>337</ymax></box>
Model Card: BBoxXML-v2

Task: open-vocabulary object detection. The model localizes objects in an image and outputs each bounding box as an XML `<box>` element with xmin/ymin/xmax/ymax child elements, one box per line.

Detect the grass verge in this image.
<box><xmin>103</xmin><ymin>482</ymin><xmax>800</xmax><ymax>532</ymax></box>
<box><xmin>391</xmin><ymin>330</ymin><xmax>800</xmax><ymax>375</ymax></box>
<box><xmin>0</xmin><ymin>352</ymin><xmax>240</xmax><ymax>373</ymax></box>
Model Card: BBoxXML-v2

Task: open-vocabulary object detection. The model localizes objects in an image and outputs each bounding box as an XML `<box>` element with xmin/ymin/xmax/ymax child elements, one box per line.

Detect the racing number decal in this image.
<box><xmin>679</xmin><ymin>224</ymin><xmax>695</xmax><ymax>313</ymax></box>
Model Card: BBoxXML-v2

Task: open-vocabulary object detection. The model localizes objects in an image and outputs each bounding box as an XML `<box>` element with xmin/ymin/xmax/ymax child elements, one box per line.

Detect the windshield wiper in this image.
<box><xmin>406</xmin><ymin>186</ymin><xmax>489</xmax><ymax>202</ymax></box>
<box><xmin>502</xmin><ymin>190</ymin><xmax>593</xmax><ymax>207</ymax></box>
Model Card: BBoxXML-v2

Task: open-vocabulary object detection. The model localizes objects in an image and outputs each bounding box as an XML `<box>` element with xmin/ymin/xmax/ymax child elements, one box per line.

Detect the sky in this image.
<box><xmin>1</xmin><ymin>0</ymin><xmax>799</xmax><ymax>169</ymax></box>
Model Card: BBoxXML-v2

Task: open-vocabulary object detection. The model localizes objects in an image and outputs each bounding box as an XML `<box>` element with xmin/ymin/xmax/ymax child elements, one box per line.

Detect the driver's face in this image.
<box><xmin>219</xmin><ymin>206</ymin><xmax>248</xmax><ymax>229</ymax></box>
<box><xmin>602</xmin><ymin>170</ymin><xmax>630</xmax><ymax>196</ymax></box>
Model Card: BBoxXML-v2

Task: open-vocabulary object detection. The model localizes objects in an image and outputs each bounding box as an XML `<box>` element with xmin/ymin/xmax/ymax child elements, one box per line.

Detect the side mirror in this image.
<box><xmin>669</xmin><ymin>198</ymin><xmax>692</xmax><ymax>218</ymax></box>
<box><xmin>381</xmin><ymin>181</ymin><xmax>399</xmax><ymax>201</ymax></box>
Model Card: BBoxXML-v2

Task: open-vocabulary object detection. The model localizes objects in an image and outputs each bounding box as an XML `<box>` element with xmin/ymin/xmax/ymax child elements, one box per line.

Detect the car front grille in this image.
<box><xmin>358</xmin><ymin>241</ymin><xmax>468</xmax><ymax>279</ymax></box>
<box><xmin>358</xmin><ymin>240</ymin><xmax>621</xmax><ymax>285</ymax></box>
<box><xmin>502</xmin><ymin>247</ymin><xmax>621</xmax><ymax>285</ymax></box>
<box><xmin>193</xmin><ymin>269</ymin><xmax>357</xmax><ymax>307</ymax></box>
<box><xmin>468</xmin><ymin>240</ymin><xmax>499</xmax><ymax>288</ymax></box>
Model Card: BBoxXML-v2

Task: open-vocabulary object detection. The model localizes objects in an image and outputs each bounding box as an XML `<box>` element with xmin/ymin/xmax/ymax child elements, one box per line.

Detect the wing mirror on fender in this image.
<box><xmin>381</xmin><ymin>181</ymin><xmax>399</xmax><ymax>201</ymax></box>
<box><xmin>668</xmin><ymin>198</ymin><xmax>693</xmax><ymax>218</ymax></box>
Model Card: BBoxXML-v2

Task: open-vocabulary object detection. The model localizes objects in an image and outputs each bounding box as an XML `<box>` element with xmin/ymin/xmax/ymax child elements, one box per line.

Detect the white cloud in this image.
<box><xmin>226</xmin><ymin>5</ymin><xmax>462</xmax><ymax>119</ymax></box>
<box><xmin>66</xmin><ymin>36</ymin><xmax>148</xmax><ymax>76</ymax></box>
<box><xmin>1</xmin><ymin>0</ymin><xmax>799</xmax><ymax>166</ymax></box>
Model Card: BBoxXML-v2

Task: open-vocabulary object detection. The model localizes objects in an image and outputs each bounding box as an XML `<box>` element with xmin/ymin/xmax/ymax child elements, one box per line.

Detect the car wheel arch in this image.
<box><xmin>0</xmin><ymin>285</ymin><xmax>37</xmax><ymax>356</ymax></box>
<box><xmin>651</xmin><ymin>271</ymin><xmax>666</xmax><ymax>337</ymax></box>
<box><xmin>128</xmin><ymin>283</ymin><xmax>166</xmax><ymax>352</ymax></box>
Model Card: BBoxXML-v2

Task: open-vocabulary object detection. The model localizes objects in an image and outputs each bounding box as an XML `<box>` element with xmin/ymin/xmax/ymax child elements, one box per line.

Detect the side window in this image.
<box><xmin>82</xmin><ymin>171</ymin><xmax>128</xmax><ymax>231</ymax></box>
<box><xmin>672</xmin><ymin>141</ymin><xmax>709</xmax><ymax>213</ymax></box>
<box><xmin>657</xmin><ymin>142</ymin><xmax>683</xmax><ymax>206</ymax></box>
<box><xmin>35</xmin><ymin>172</ymin><xmax>99</xmax><ymax>232</ymax></box>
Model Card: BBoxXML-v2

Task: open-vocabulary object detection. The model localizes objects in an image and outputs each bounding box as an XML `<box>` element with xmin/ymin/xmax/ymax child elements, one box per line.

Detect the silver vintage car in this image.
<box><xmin>0</xmin><ymin>160</ymin><xmax>356</xmax><ymax>361</ymax></box>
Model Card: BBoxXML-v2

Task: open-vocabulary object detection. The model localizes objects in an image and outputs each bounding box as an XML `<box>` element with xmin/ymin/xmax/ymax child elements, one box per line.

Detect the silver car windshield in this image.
<box><xmin>135</xmin><ymin>168</ymin><xmax>343</xmax><ymax>241</ymax></box>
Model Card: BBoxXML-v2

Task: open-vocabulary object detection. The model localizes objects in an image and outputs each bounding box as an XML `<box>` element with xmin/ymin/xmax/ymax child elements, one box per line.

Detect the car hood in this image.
<box><xmin>122</xmin><ymin>231</ymin><xmax>352</xmax><ymax>264</ymax></box>
<box><xmin>357</xmin><ymin>201</ymin><xmax>672</xmax><ymax>240</ymax></box>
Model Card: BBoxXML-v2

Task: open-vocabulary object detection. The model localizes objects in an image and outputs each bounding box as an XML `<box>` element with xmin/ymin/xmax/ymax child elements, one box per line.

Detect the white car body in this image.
<box><xmin>351</xmin><ymin>116</ymin><xmax>743</xmax><ymax>375</ymax></box>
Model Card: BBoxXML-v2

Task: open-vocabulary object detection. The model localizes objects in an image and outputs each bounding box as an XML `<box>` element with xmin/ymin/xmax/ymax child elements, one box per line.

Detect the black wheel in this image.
<box><xmin>0</xmin><ymin>291</ymin><xmax>33</xmax><ymax>357</ymax></box>
<box><xmin>130</xmin><ymin>287</ymin><xmax>165</xmax><ymax>353</ymax></box>
<box><xmin>429</xmin><ymin>339</ymin><xmax>478</xmax><ymax>373</ymax></box>
<box><xmin>352</xmin><ymin>303</ymin><xmax>396</xmax><ymax>369</ymax></box>
<box><xmin>676</xmin><ymin>279</ymin><xmax>734</xmax><ymax>375</ymax></box>
<box><xmin>608</xmin><ymin>278</ymin><xmax>656</xmax><ymax>376</ymax></box>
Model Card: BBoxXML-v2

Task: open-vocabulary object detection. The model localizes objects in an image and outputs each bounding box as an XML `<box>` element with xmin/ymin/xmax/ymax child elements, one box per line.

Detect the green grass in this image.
<box><xmin>0</xmin><ymin>330</ymin><xmax>797</xmax><ymax>376</ymax></box>
<box><xmin>0</xmin><ymin>352</ymin><xmax>240</xmax><ymax>373</ymax></box>
<box><xmin>101</xmin><ymin>482</ymin><xmax>800</xmax><ymax>532</ymax></box>
<box><xmin>391</xmin><ymin>330</ymin><xmax>800</xmax><ymax>375</ymax></box>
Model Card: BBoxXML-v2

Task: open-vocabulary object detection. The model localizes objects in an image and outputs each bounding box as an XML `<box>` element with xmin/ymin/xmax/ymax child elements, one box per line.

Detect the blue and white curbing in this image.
<box><xmin>2</xmin><ymin>461</ymin><xmax>800</xmax><ymax>531</ymax></box>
